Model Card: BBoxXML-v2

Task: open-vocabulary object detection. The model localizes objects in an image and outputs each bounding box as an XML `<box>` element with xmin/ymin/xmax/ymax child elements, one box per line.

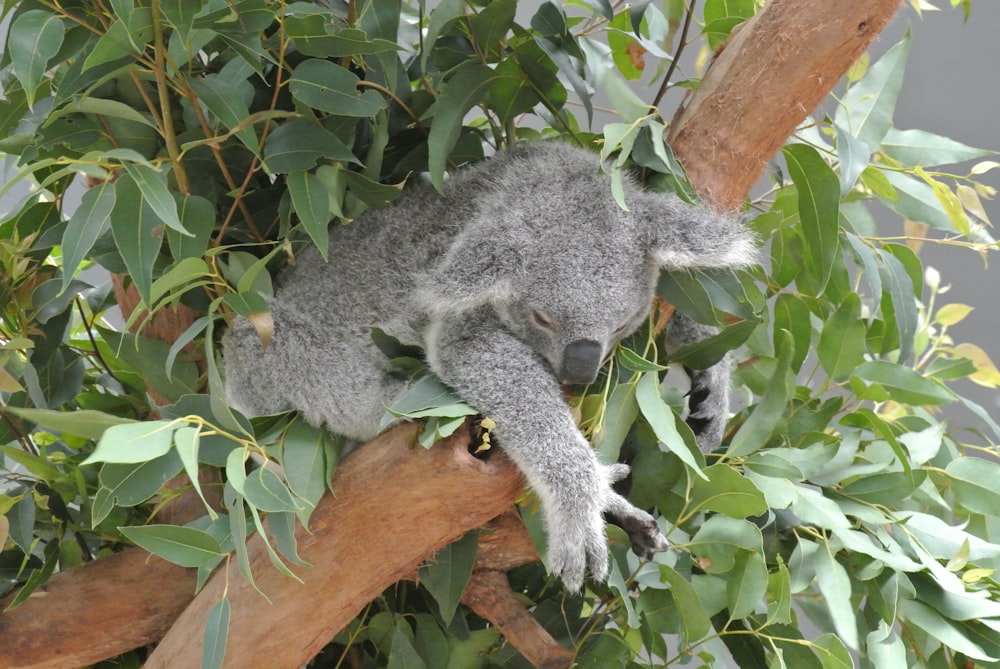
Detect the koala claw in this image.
<box><xmin>610</xmin><ymin>493</ymin><xmax>669</xmax><ymax>559</ymax></box>
<box><xmin>601</xmin><ymin>463</ymin><xmax>669</xmax><ymax>561</ymax></box>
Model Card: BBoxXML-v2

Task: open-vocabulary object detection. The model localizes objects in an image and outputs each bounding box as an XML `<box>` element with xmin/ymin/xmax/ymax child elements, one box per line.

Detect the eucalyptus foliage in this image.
<box><xmin>1</xmin><ymin>0</ymin><xmax>1000</xmax><ymax>668</ymax></box>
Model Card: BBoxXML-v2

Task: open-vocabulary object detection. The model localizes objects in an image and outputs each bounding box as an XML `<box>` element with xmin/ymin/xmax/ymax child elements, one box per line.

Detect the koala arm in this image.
<box><xmin>666</xmin><ymin>311</ymin><xmax>732</xmax><ymax>451</ymax></box>
<box><xmin>426</xmin><ymin>308</ymin><xmax>666</xmax><ymax>591</ymax></box>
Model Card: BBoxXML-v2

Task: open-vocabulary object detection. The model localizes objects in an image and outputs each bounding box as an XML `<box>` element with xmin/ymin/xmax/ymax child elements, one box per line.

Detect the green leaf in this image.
<box><xmin>263</xmin><ymin>120</ymin><xmax>358</xmax><ymax>174</ymax></box>
<box><xmin>190</xmin><ymin>76</ymin><xmax>260</xmax><ymax>157</ymax></box>
<box><xmin>99</xmin><ymin>327</ymin><xmax>201</xmax><ymax>402</ymax></box>
<box><xmin>689</xmin><ymin>464</ymin><xmax>768</xmax><ymax>519</ymax></box>
<box><xmin>945</xmin><ymin>457</ymin><xmax>1000</xmax><ymax>517</ymax></box>
<box><xmin>882</xmin><ymin>127</ymin><xmax>994</xmax><ymax>167</ymax></box>
<box><xmin>636</xmin><ymin>371</ymin><xmax>706</xmax><ymax>478</ymax></box>
<box><xmin>174</xmin><ymin>426</ymin><xmax>217</xmax><ymax>520</ymax></box>
<box><xmin>839</xmin><ymin>471</ymin><xmax>926</xmax><ymax>506</ymax></box>
<box><xmin>418</xmin><ymin>531</ymin><xmax>479</xmax><ymax>625</ymax></box>
<box><xmin>119</xmin><ymin>524</ymin><xmax>224</xmax><ymax>568</ymax></box>
<box><xmin>0</xmin><ymin>444</ymin><xmax>64</xmax><ymax>481</ymax></box>
<box><xmin>93</xmin><ymin>451</ymin><xmax>184</xmax><ymax>525</ymax></box>
<box><xmin>280</xmin><ymin>420</ymin><xmax>329</xmax><ymax>511</ymax></box>
<box><xmin>287</xmin><ymin>170</ymin><xmax>331</xmax><ymax>260</ymax></box>
<box><xmin>783</xmin><ymin>143</ymin><xmax>840</xmax><ymax>293</ymax></box>
<box><xmin>289</xmin><ymin>60</ymin><xmax>387</xmax><ymax>117</ymax></box>
<box><xmin>669</xmin><ymin>319</ymin><xmax>757</xmax><ymax>370</ymax></box>
<box><xmin>9</xmin><ymin>11</ymin><xmax>65</xmax><ymax>106</ymax></box>
<box><xmin>243</xmin><ymin>466</ymin><xmax>302</xmax><ymax>513</ymax></box>
<box><xmin>728</xmin><ymin>330</ymin><xmax>794</xmax><ymax>458</ymax></box>
<box><xmin>84</xmin><ymin>420</ymin><xmax>176</xmax><ymax>464</ymax></box>
<box><xmin>202</xmin><ymin>597</ymin><xmax>231</xmax><ymax>669</ymax></box>
<box><xmin>160</xmin><ymin>0</ymin><xmax>200</xmax><ymax>36</ymax></box>
<box><xmin>881</xmin><ymin>170</ymin><xmax>960</xmax><ymax>233</ymax></box>
<box><xmin>814</xmin><ymin>634</ymin><xmax>853</xmax><ymax>669</ymax></box>
<box><xmin>83</xmin><ymin>11</ymin><xmax>153</xmax><ymax>71</ymax></box>
<box><xmin>3</xmin><ymin>406</ymin><xmax>136</xmax><ymax>441</ymax></box>
<box><xmin>727</xmin><ymin>549</ymin><xmax>768</xmax><ymax>619</ymax></box>
<box><xmin>55</xmin><ymin>96</ymin><xmax>157</xmax><ymax>129</ymax></box>
<box><xmin>110</xmin><ymin>173</ymin><xmax>164</xmax><ymax>305</ymax></box>
<box><xmin>814</xmin><ymin>546</ymin><xmax>858</xmax><ymax>650</ymax></box>
<box><xmin>420</xmin><ymin>0</ymin><xmax>465</xmax><ymax>72</ymax></box>
<box><xmin>166</xmin><ymin>195</ymin><xmax>215</xmax><ymax>258</ymax></box>
<box><xmin>852</xmin><ymin>361</ymin><xmax>955</xmax><ymax>406</ymax></box>
<box><xmin>427</xmin><ymin>63</ymin><xmax>497</xmax><ymax>191</ymax></box>
<box><xmin>121</xmin><ymin>162</ymin><xmax>187</xmax><ymax>236</ymax></box>
<box><xmin>387</xmin><ymin>623</ymin><xmax>429</xmax><ymax>669</ymax></box>
<box><xmin>660</xmin><ymin>565</ymin><xmax>712</xmax><ymax>640</ymax></box>
<box><xmin>838</xmin><ymin>32</ymin><xmax>910</xmax><ymax>150</ymax></box>
<box><xmin>834</xmin><ymin>123</ymin><xmax>870</xmax><ymax>196</ymax></box>
<box><xmin>772</xmin><ymin>294</ymin><xmax>812</xmax><ymax>373</ymax></box>
<box><xmin>878</xmin><ymin>248</ymin><xmax>918</xmax><ymax>362</ymax></box>
<box><xmin>818</xmin><ymin>293</ymin><xmax>866</xmax><ymax>380</ymax></box>
<box><xmin>471</xmin><ymin>0</ymin><xmax>516</xmax><ymax>57</ymax></box>
<box><xmin>60</xmin><ymin>180</ymin><xmax>116</xmax><ymax>292</ymax></box>
<box><xmin>900</xmin><ymin>599</ymin><xmax>995</xmax><ymax>662</ymax></box>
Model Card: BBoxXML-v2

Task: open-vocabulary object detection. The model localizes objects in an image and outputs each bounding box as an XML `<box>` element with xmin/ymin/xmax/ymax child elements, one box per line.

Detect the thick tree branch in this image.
<box><xmin>143</xmin><ymin>424</ymin><xmax>525</xmax><ymax>669</ymax></box>
<box><xmin>668</xmin><ymin>0</ymin><xmax>901</xmax><ymax>210</ymax></box>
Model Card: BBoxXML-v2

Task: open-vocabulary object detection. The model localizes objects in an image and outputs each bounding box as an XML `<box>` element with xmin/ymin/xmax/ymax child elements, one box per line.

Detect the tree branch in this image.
<box><xmin>668</xmin><ymin>0</ymin><xmax>901</xmax><ymax>210</ymax></box>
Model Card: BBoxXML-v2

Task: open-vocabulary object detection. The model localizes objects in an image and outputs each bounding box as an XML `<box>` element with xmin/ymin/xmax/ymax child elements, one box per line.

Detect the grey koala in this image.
<box><xmin>223</xmin><ymin>142</ymin><xmax>756</xmax><ymax>592</ymax></box>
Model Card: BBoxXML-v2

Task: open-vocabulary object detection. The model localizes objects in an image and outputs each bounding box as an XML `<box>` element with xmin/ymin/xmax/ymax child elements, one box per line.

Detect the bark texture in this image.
<box><xmin>668</xmin><ymin>0</ymin><xmax>902</xmax><ymax>210</ymax></box>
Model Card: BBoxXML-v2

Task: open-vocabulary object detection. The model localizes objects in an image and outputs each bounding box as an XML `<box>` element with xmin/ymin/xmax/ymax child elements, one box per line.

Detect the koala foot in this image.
<box><xmin>546</xmin><ymin>504</ymin><xmax>609</xmax><ymax>593</ymax></box>
<box><xmin>602</xmin><ymin>463</ymin><xmax>670</xmax><ymax>560</ymax></box>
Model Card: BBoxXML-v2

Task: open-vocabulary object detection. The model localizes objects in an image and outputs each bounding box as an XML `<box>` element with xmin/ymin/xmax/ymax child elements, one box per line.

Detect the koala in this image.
<box><xmin>223</xmin><ymin>142</ymin><xmax>756</xmax><ymax>592</ymax></box>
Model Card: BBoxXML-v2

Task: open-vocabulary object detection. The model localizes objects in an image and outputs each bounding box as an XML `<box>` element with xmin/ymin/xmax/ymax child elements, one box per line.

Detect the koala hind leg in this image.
<box><xmin>666</xmin><ymin>311</ymin><xmax>732</xmax><ymax>452</ymax></box>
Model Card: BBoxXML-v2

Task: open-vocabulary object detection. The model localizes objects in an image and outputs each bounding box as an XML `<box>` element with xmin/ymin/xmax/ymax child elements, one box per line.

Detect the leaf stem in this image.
<box><xmin>150</xmin><ymin>0</ymin><xmax>190</xmax><ymax>194</ymax></box>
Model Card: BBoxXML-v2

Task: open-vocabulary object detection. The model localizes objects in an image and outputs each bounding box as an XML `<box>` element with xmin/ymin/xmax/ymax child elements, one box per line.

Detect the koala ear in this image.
<box><xmin>418</xmin><ymin>229</ymin><xmax>522</xmax><ymax>315</ymax></box>
<box><xmin>637</xmin><ymin>192</ymin><xmax>757</xmax><ymax>270</ymax></box>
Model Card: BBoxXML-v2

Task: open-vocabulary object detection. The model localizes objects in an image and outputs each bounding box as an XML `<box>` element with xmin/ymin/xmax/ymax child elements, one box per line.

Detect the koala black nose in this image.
<box><xmin>559</xmin><ymin>339</ymin><xmax>603</xmax><ymax>385</ymax></box>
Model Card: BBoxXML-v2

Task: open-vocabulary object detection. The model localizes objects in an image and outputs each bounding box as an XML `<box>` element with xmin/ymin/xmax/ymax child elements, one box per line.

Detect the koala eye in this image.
<box><xmin>530</xmin><ymin>309</ymin><xmax>557</xmax><ymax>332</ymax></box>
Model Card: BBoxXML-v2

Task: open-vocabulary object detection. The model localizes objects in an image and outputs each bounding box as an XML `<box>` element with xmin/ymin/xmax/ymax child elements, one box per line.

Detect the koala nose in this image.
<box><xmin>559</xmin><ymin>339</ymin><xmax>603</xmax><ymax>385</ymax></box>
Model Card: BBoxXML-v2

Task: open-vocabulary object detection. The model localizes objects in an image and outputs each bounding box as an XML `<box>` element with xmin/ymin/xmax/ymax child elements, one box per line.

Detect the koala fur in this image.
<box><xmin>223</xmin><ymin>142</ymin><xmax>756</xmax><ymax>592</ymax></box>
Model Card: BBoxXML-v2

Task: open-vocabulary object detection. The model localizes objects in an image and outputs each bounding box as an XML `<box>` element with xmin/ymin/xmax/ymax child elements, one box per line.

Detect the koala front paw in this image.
<box><xmin>547</xmin><ymin>505</ymin><xmax>609</xmax><ymax>593</ymax></box>
<box><xmin>602</xmin><ymin>463</ymin><xmax>670</xmax><ymax>560</ymax></box>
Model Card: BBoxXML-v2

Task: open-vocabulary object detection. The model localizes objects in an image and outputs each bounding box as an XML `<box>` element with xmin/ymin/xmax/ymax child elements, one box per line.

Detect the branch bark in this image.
<box><xmin>143</xmin><ymin>424</ymin><xmax>525</xmax><ymax>669</ymax></box>
<box><xmin>668</xmin><ymin>0</ymin><xmax>901</xmax><ymax>210</ymax></box>
<box><xmin>0</xmin><ymin>425</ymin><xmax>525</xmax><ymax>669</ymax></box>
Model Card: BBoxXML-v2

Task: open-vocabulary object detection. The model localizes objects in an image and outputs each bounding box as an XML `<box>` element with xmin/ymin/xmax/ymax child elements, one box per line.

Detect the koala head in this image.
<box><xmin>421</xmin><ymin>142</ymin><xmax>756</xmax><ymax>386</ymax></box>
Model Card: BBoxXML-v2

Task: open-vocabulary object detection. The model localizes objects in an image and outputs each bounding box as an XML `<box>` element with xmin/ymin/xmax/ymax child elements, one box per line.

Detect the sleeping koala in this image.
<box><xmin>223</xmin><ymin>142</ymin><xmax>756</xmax><ymax>591</ymax></box>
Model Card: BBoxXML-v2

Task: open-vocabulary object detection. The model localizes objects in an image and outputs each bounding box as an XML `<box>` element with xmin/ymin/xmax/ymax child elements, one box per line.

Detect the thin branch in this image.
<box><xmin>652</xmin><ymin>0</ymin><xmax>698</xmax><ymax>110</ymax></box>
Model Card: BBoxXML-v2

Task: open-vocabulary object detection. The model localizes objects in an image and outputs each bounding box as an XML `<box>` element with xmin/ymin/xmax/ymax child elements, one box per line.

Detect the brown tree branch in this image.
<box><xmin>668</xmin><ymin>0</ymin><xmax>902</xmax><ymax>210</ymax></box>
<box><xmin>143</xmin><ymin>424</ymin><xmax>525</xmax><ymax>669</ymax></box>
<box><xmin>0</xmin><ymin>424</ymin><xmax>525</xmax><ymax>669</ymax></box>
<box><xmin>462</xmin><ymin>570</ymin><xmax>574</xmax><ymax>669</ymax></box>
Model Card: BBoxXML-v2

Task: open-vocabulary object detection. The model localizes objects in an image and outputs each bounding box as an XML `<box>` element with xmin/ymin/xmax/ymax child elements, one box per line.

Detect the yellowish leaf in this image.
<box><xmin>957</xmin><ymin>184</ymin><xmax>991</xmax><ymax>224</ymax></box>
<box><xmin>247</xmin><ymin>311</ymin><xmax>274</xmax><ymax>351</ymax></box>
<box><xmin>970</xmin><ymin>160</ymin><xmax>1000</xmax><ymax>176</ymax></box>
<box><xmin>935</xmin><ymin>303</ymin><xmax>973</xmax><ymax>326</ymax></box>
<box><xmin>0</xmin><ymin>367</ymin><xmax>23</xmax><ymax>393</ymax></box>
<box><xmin>953</xmin><ymin>342</ymin><xmax>1000</xmax><ymax>388</ymax></box>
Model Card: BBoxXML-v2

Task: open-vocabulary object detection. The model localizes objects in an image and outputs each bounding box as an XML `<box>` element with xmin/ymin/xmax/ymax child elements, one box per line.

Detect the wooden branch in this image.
<box><xmin>143</xmin><ymin>424</ymin><xmax>525</xmax><ymax>669</ymax></box>
<box><xmin>0</xmin><ymin>425</ymin><xmax>524</xmax><ymax>669</ymax></box>
<box><xmin>668</xmin><ymin>0</ymin><xmax>901</xmax><ymax>210</ymax></box>
<box><xmin>462</xmin><ymin>570</ymin><xmax>574</xmax><ymax>669</ymax></box>
<box><xmin>0</xmin><ymin>552</ymin><xmax>196</xmax><ymax>669</ymax></box>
